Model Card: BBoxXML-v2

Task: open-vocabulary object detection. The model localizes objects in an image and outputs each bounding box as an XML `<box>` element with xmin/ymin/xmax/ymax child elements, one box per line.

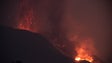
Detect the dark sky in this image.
<box><xmin>0</xmin><ymin>0</ymin><xmax>111</xmax><ymax>62</ymax></box>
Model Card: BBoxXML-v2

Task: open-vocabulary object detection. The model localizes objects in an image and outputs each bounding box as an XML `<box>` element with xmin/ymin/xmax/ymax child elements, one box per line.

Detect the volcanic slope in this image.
<box><xmin>0</xmin><ymin>25</ymin><xmax>73</xmax><ymax>63</ymax></box>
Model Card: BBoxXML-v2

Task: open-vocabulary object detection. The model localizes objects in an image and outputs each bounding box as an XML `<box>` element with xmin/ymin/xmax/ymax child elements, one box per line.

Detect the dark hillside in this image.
<box><xmin>0</xmin><ymin>25</ymin><xmax>73</xmax><ymax>63</ymax></box>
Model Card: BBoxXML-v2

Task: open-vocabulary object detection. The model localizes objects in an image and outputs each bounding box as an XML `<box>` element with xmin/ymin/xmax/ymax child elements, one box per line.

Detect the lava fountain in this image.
<box><xmin>18</xmin><ymin>9</ymin><xmax>33</xmax><ymax>31</ymax></box>
<box><xmin>75</xmin><ymin>44</ymin><xmax>94</xmax><ymax>63</ymax></box>
<box><xmin>16</xmin><ymin>0</ymin><xmax>36</xmax><ymax>32</ymax></box>
<box><xmin>73</xmin><ymin>37</ymin><xmax>96</xmax><ymax>63</ymax></box>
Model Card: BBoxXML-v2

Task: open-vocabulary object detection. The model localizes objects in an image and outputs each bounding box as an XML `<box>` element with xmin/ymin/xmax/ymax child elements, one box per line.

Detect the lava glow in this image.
<box><xmin>75</xmin><ymin>47</ymin><xmax>94</xmax><ymax>62</ymax></box>
<box><xmin>17</xmin><ymin>0</ymin><xmax>35</xmax><ymax>32</ymax></box>
<box><xmin>18</xmin><ymin>9</ymin><xmax>33</xmax><ymax>31</ymax></box>
<box><xmin>74</xmin><ymin>39</ymin><xmax>95</xmax><ymax>63</ymax></box>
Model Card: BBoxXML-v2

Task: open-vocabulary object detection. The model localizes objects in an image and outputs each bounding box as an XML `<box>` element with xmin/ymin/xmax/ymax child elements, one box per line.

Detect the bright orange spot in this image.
<box><xmin>74</xmin><ymin>39</ymin><xmax>94</xmax><ymax>63</ymax></box>
<box><xmin>75</xmin><ymin>47</ymin><xmax>93</xmax><ymax>62</ymax></box>
<box><xmin>75</xmin><ymin>57</ymin><xmax>81</xmax><ymax>61</ymax></box>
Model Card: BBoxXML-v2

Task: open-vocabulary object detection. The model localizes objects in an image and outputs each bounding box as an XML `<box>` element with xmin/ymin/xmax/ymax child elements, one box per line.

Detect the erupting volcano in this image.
<box><xmin>73</xmin><ymin>37</ymin><xmax>96</xmax><ymax>63</ymax></box>
<box><xmin>17</xmin><ymin>0</ymin><xmax>36</xmax><ymax>32</ymax></box>
<box><xmin>75</xmin><ymin>46</ymin><xmax>94</xmax><ymax>63</ymax></box>
<box><xmin>18</xmin><ymin>9</ymin><xmax>33</xmax><ymax>31</ymax></box>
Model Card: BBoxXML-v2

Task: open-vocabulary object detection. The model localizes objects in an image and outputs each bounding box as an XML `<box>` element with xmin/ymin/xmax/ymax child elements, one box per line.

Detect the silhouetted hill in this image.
<box><xmin>0</xmin><ymin>25</ymin><xmax>73</xmax><ymax>63</ymax></box>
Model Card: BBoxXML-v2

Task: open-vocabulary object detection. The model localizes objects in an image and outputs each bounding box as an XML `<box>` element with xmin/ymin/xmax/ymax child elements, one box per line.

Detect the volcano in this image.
<box><xmin>0</xmin><ymin>25</ymin><xmax>107</xmax><ymax>63</ymax></box>
<box><xmin>0</xmin><ymin>25</ymin><xmax>73</xmax><ymax>63</ymax></box>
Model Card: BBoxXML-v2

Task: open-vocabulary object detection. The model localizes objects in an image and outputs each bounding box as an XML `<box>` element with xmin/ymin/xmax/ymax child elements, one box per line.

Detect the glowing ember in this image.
<box><xmin>75</xmin><ymin>47</ymin><xmax>94</xmax><ymax>62</ymax></box>
<box><xmin>16</xmin><ymin>0</ymin><xmax>36</xmax><ymax>32</ymax></box>
<box><xmin>18</xmin><ymin>9</ymin><xmax>33</xmax><ymax>31</ymax></box>
<box><xmin>74</xmin><ymin>39</ymin><xmax>95</xmax><ymax>63</ymax></box>
<box><xmin>75</xmin><ymin>57</ymin><xmax>81</xmax><ymax>61</ymax></box>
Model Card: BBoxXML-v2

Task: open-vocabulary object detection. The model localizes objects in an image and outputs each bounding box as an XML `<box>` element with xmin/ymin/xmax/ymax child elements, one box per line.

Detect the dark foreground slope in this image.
<box><xmin>0</xmin><ymin>25</ymin><xmax>73</xmax><ymax>63</ymax></box>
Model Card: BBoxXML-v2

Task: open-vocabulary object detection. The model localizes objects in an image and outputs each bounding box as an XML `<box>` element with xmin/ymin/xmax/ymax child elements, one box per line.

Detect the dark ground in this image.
<box><xmin>0</xmin><ymin>25</ymin><xmax>74</xmax><ymax>63</ymax></box>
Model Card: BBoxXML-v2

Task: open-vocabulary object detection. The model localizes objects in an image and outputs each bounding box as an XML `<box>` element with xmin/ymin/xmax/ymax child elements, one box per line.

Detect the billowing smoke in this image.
<box><xmin>61</xmin><ymin>0</ymin><xmax>111</xmax><ymax>62</ymax></box>
<box><xmin>0</xmin><ymin>0</ymin><xmax>111</xmax><ymax>62</ymax></box>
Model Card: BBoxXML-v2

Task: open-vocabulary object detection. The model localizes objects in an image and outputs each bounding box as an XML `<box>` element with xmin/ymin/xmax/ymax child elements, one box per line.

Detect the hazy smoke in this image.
<box><xmin>62</xmin><ymin>0</ymin><xmax>111</xmax><ymax>62</ymax></box>
<box><xmin>0</xmin><ymin>0</ymin><xmax>111</xmax><ymax>62</ymax></box>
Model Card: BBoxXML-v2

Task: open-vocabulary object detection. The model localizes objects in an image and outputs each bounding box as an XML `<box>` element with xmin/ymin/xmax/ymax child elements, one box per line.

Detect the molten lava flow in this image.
<box><xmin>75</xmin><ymin>47</ymin><xmax>93</xmax><ymax>62</ymax></box>
<box><xmin>74</xmin><ymin>39</ymin><xmax>95</xmax><ymax>63</ymax></box>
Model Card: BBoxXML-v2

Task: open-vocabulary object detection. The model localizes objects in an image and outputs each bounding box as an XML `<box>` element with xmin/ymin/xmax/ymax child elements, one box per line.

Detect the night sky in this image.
<box><xmin>0</xmin><ymin>0</ymin><xmax>111</xmax><ymax>63</ymax></box>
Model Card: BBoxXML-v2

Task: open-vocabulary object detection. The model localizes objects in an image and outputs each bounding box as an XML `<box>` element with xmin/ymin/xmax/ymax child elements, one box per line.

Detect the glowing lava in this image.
<box><xmin>75</xmin><ymin>47</ymin><xmax>94</xmax><ymax>62</ymax></box>
<box><xmin>18</xmin><ymin>9</ymin><xmax>33</xmax><ymax>31</ymax></box>
<box><xmin>17</xmin><ymin>0</ymin><xmax>35</xmax><ymax>32</ymax></box>
<box><xmin>74</xmin><ymin>39</ymin><xmax>95</xmax><ymax>63</ymax></box>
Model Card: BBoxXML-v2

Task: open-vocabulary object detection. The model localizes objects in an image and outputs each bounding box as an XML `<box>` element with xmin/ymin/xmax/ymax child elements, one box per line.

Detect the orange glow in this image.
<box><xmin>74</xmin><ymin>38</ymin><xmax>95</xmax><ymax>63</ymax></box>
<box><xmin>17</xmin><ymin>0</ymin><xmax>36</xmax><ymax>32</ymax></box>
<box><xmin>75</xmin><ymin>57</ymin><xmax>81</xmax><ymax>61</ymax></box>
<box><xmin>18</xmin><ymin>9</ymin><xmax>33</xmax><ymax>31</ymax></box>
<box><xmin>75</xmin><ymin>47</ymin><xmax>94</xmax><ymax>62</ymax></box>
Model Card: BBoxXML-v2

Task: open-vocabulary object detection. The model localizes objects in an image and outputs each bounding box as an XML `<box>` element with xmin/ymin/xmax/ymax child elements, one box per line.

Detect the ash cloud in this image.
<box><xmin>0</xmin><ymin>0</ymin><xmax>111</xmax><ymax>62</ymax></box>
